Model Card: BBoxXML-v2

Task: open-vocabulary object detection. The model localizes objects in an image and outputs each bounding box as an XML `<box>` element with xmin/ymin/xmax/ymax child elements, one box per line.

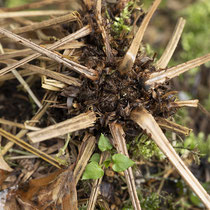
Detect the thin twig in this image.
<box><xmin>198</xmin><ymin>103</ymin><xmax>210</xmax><ymax>118</ymax></box>
<box><xmin>0</xmin><ymin>68</ymin><xmax>35</xmax><ymax>81</ymax></box>
<box><xmin>12</xmin><ymin>69</ymin><xmax>42</xmax><ymax>107</ymax></box>
<box><xmin>119</xmin><ymin>0</ymin><xmax>161</xmax><ymax>74</ymax></box>
<box><xmin>131</xmin><ymin>106</ymin><xmax>210</xmax><ymax>208</ymax></box>
<box><xmin>0</xmin><ymin>12</ymin><xmax>79</xmax><ymax>39</ymax></box>
<box><xmin>1</xmin><ymin>94</ymin><xmax>56</xmax><ymax>155</ymax></box>
<box><xmin>1</xmin><ymin>58</ymin><xmax>82</xmax><ymax>86</ymax></box>
<box><xmin>0</xmin><ymin>128</ymin><xmax>62</xmax><ymax>168</ymax></box>
<box><xmin>155</xmin><ymin>117</ymin><xmax>192</xmax><ymax>136</ymax></box>
<box><xmin>0</xmin><ymin>41</ymin><xmax>85</xmax><ymax>60</ymax></box>
<box><xmin>145</xmin><ymin>54</ymin><xmax>210</xmax><ymax>88</ymax></box>
<box><xmin>0</xmin><ymin>10</ymin><xmax>69</xmax><ymax>19</ymax></box>
<box><xmin>0</xmin><ymin>27</ymin><xmax>98</xmax><ymax>80</ymax></box>
<box><xmin>0</xmin><ymin>118</ymin><xmax>40</xmax><ymax>131</ymax></box>
<box><xmin>0</xmin><ymin>45</ymin><xmax>42</xmax><ymax>107</ymax></box>
<box><xmin>110</xmin><ymin>122</ymin><xmax>141</xmax><ymax>210</ymax></box>
<box><xmin>156</xmin><ymin>17</ymin><xmax>186</xmax><ymax>68</ymax></box>
<box><xmin>0</xmin><ymin>25</ymin><xmax>92</xmax><ymax>77</ymax></box>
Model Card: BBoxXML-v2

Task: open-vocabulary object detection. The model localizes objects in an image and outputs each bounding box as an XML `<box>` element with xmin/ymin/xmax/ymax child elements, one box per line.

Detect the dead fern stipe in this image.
<box><xmin>0</xmin><ymin>0</ymin><xmax>210</xmax><ymax>209</ymax></box>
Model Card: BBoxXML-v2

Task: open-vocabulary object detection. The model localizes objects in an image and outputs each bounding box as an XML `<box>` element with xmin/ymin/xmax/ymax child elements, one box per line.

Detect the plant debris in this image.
<box><xmin>0</xmin><ymin>0</ymin><xmax>210</xmax><ymax>209</ymax></box>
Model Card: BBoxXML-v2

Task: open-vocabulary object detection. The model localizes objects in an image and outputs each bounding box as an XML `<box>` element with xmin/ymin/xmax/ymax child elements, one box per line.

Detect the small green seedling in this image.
<box><xmin>82</xmin><ymin>133</ymin><xmax>135</xmax><ymax>179</ymax></box>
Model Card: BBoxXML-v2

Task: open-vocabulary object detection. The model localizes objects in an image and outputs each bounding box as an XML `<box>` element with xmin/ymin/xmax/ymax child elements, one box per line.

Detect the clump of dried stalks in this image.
<box><xmin>0</xmin><ymin>0</ymin><xmax>210</xmax><ymax>209</ymax></box>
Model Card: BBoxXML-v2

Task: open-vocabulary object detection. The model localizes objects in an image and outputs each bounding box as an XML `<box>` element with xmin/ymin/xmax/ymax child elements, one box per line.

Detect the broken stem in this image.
<box><xmin>87</xmin><ymin>152</ymin><xmax>110</xmax><ymax>210</ymax></box>
<box><xmin>145</xmin><ymin>54</ymin><xmax>210</xmax><ymax>88</ymax></box>
<box><xmin>156</xmin><ymin>17</ymin><xmax>186</xmax><ymax>69</ymax></box>
<box><xmin>119</xmin><ymin>0</ymin><xmax>161</xmax><ymax>74</ymax></box>
<box><xmin>0</xmin><ymin>27</ymin><xmax>98</xmax><ymax>80</ymax></box>
<box><xmin>1</xmin><ymin>58</ymin><xmax>82</xmax><ymax>86</ymax></box>
<box><xmin>0</xmin><ymin>10</ymin><xmax>69</xmax><ymax>18</ymax></box>
<box><xmin>0</xmin><ymin>25</ymin><xmax>92</xmax><ymax>77</ymax></box>
<box><xmin>0</xmin><ymin>12</ymin><xmax>79</xmax><ymax>39</ymax></box>
<box><xmin>73</xmin><ymin>135</ymin><xmax>96</xmax><ymax>185</ymax></box>
<box><xmin>169</xmin><ymin>100</ymin><xmax>199</xmax><ymax>108</ymax></box>
<box><xmin>155</xmin><ymin>117</ymin><xmax>192</xmax><ymax>136</ymax></box>
<box><xmin>0</xmin><ymin>128</ymin><xmax>62</xmax><ymax>168</ymax></box>
<box><xmin>27</xmin><ymin>111</ymin><xmax>96</xmax><ymax>143</ymax></box>
<box><xmin>96</xmin><ymin>0</ymin><xmax>113</xmax><ymax>62</ymax></box>
<box><xmin>131</xmin><ymin>106</ymin><xmax>210</xmax><ymax>208</ymax></box>
<box><xmin>110</xmin><ymin>122</ymin><xmax>141</xmax><ymax>210</ymax></box>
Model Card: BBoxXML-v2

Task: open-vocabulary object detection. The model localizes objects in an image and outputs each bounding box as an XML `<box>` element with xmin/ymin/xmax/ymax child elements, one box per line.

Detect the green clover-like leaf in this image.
<box><xmin>82</xmin><ymin>161</ymin><xmax>104</xmax><ymax>180</ymax></box>
<box><xmin>112</xmin><ymin>154</ymin><xmax>134</xmax><ymax>172</ymax></box>
<box><xmin>98</xmin><ymin>133</ymin><xmax>113</xmax><ymax>152</ymax></box>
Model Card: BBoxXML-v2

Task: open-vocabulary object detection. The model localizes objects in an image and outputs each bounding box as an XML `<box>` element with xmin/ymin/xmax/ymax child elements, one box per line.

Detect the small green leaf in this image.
<box><xmin>112</xmin><ymin>154</ymin><xmax>134</xmax><ymax>172</ymax></box>
<box><xmin>98</xmin><ymin>134</ymin><xmax>113</xmax><ymax>152</ymax></box>
<box><xmin>103</xmin><ymin>159</ymin><xmax>111</xmax><ymax>168</ymax></box>
<box><xmin>190</xmin><ymin>192</ymin><xmax>202</xmax><ymax>207</ymax></box>
<box><xmin>90</xmin><ymin>153</ymin><xmax>100</xmax><ymax>163</ymax></box>
<box><xmin>82</xmin><ymin>162</ymin><xmax>104</xmax><ymax>180</ymax></box>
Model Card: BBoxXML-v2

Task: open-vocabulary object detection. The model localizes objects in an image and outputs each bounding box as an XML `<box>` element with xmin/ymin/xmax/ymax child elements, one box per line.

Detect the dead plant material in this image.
<box><xmin>1</xmin><ymin>93</ymin><xmax>56</xmax><ymax>156</ymax></box>
<box><xmin>1</xmin><ymin>0</ymin><xmax>66</xmax><ymax>12</ymax></box>
<box><xmin>0</xmin><ymin>0</ymin><xmax>210</xmax><ymax>209</ymax></box>
<box><xmin>145</xmin><ymin>53</ymin><xmax>210</xmax><ymax>88</ymax></box>
<box><xmin>110</xmin><ymin>123</ymin><xmax>141</xmax><ymax>210</ymax></box>
<box><xmin>130</xmin><ymin>106</ymin><xmax>210</xmax><ymax>207</ymax></box>
<box><xmin>0</xmin><ymin>58</ymin><xmax>82</xmax><ymax>86</ymax></box>
<box><xmin>119</xmin><ymin>0</ymin><xmax>161</xmax><ymax>74</ymax></box>
<box><xmin>0</xmin><ymin>10</ymin><xmax>70</xmax><ymax>19</ymax></box>
<box><xmin>0</xmin><ymin>25</ymin><xmax>92</xmax><ymax>76</ymax></box>
<box><xmin>73</xmin><ymin>134</ymin><xmax>96</xmax><ymax>184</ymax></box>
<box><xmin>169</xmin><ymin>99</ymin><xmax>199</xmax><ymax>108</ymax></box>
<box><xmin>156</xmin><ymin>17</ymin><xmax>186</xmax><ymax>69</ymax></box>
<box><xmin>0</xmin><ymin>27</ymin><xmax>98</xmax><ymax>80</ymax></box>
<box><xmin>87</xmin><ymin>151</ymin><xmax>109</xmax><ymax>210</ymax></box>
<box><xmin>0</xmin><ymin>12</ymin><xmax>79</xmax><ymax>39</ymax></box>
<box><xmin>0</xmin><ymin>128</ymin><xmax>62</xmax><ymax>168</ymax></box>
<box><xmin>155</xmin><ymin>117</ymin><xmax>192</xmax><ymax>136</ymax></box>
<box><xmin>28</xmin><ymin>111</ymin><xmax>96</xmax><ymax>143</ymax></box>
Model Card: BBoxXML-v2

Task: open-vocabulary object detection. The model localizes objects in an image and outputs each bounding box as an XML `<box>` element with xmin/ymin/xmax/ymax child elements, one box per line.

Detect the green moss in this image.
<box><xmin>109</xmin><ymin>1</ymin><xmax>134</xmax><ymax>36</ymax></box>
<box><xmin>131</xmin><ymin>134</ymin><xmax>165</xmax><ymax>161</ymax></box>
<box><xmin>5</xmin><ymin>0</ymin><xmax>34</xmax><ymax>7</ymax></box>
<box><xmin>180</xmin><ymin>0</ymin><xmax>210</xmax><ymax>63</ymax></box>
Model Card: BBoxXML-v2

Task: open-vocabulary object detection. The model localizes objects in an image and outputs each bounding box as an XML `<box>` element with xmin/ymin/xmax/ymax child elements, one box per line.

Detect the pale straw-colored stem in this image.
<box><xmin>73</xmin><ymin>134</ymin><xmax>96</xmax><ymax>185</ymax></box>
<box><xmin>131</xmin><ymin>106</ymin><xmax>210</xmax><ymax>208</ymax></box>
<box><xmin>156</xmin><ymin>17</ymin><xmax>186</xmax><ymax>69</ymax></box>
<box><xmin>110</xmin><ymin>122</ymin><xmax>141</xmax><ymax>210</ymax></box>
<box><xmin>145</xmin><ymin>54</ymin><xmax>210</xmax><ymax>88</ymax></box>
<box><xmin>169</xmin><ymin>100</ymin><xmax>199</xmax><ymax>108</ymax></box>
<box><xmin>27</xmin><ymin>111</ymin><xmax>96</xmax><ymax>143</ymax></box>
<box><xmin>0</xmin><ymin>12</ymin><xmax>79</xmax><ymax>39</ymax></box>
<box><xmin>0</xmin><ymin>58</ymin><xmax>82</xmax><ymax>86</ymax></box>
<box><xmin>156</xmin><ymin>117</ymin><xmax>192</xmax><ymax>136</ymax></box>
<box><xmin>119</xmin><ymin>0</ymin><xmax>161</xmax><ymax>74</ymax></box>
<box><xmin>0</xmin><ymin>27</ymin><xmax>98</xmax><ymax>80</ymax></box>
<box><xmin>87</xmin><ymin>152</ymin><xmax>110</xmax><ymax>210</ymax></box>
<box><xmin>0</xmin><ymin>10</ymin><xmax>69</xmax><ymax>18</ymax></box>
<box><xmin>0</xmin><ymin>128</ymin><xmax>62</xmax><ymax>168</ymax></box>
<box><xmin>0</xmin><ymin>26</ymin><xmax>92</xmax><ymax>77</ymax></box>
<box><xmin>0</xmin><ymin>118</ymin><xmax>40</xmax><ymax>131</ymax></box>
